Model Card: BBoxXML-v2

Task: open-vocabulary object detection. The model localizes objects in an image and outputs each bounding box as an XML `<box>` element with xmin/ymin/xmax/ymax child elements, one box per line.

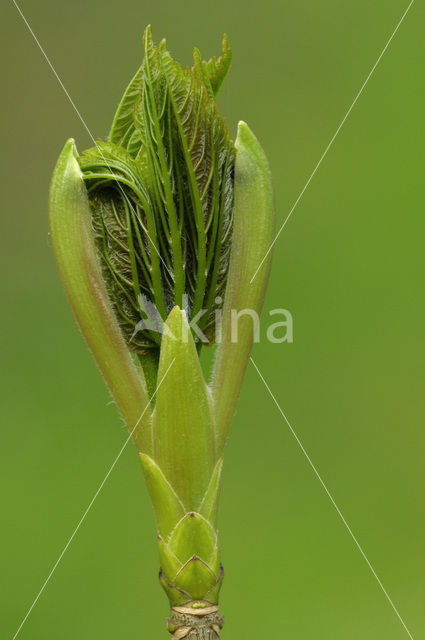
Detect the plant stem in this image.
<box><xmin>167</xmin><ymin>601</ymin><xmax>224</xmax><ymax>639</ymax></box>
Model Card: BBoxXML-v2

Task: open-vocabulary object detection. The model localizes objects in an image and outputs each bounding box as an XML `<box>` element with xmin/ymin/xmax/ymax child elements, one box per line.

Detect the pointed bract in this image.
<box><xmin>139</xmin><ymin>453</ymin><xmax>185</xmax><ymax>538</ymax></box>
<box><xmin>169</xmin><ymin>512</ymin><xmax>217</xmax><ymax>566</ymax></box>
<box><xmin>199</xmin><ymin>457</ymin><xmax>223</xmax><ymax>524</ymax></box>
<box><xmin>49</xmin><ymin>139</ymin><xmax>151</xmax><ymax>452</ymax></box>
<box><xmin>211</xmin><ymin>121</ymin><xmax>275</xmax><ymax>454</ymax></box>
<box><xmin>153</xmin><ymin>307</ymin><xmax>215</xmax><ymax>509</ymax></box>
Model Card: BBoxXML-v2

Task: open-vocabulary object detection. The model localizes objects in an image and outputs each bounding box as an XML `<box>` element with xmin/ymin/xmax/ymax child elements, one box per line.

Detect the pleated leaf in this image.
<box><xmin>78</xmin><ymin>26</ymin><xmax>234</xmax><ymax>352</ymax></box>
<box><xmin>108</xmin><ymin>66</ymin><xmax>143</xmax><ymax>156</ymax></box>
<box><xmin>192</xmin><ymin>33</ymin><xmax>232</xmax><ymax>98</ymax></box>
<box><xmin>79</xmin><ymin>141</ymin><xmax>167</xmax><ymax>351</ymax></box>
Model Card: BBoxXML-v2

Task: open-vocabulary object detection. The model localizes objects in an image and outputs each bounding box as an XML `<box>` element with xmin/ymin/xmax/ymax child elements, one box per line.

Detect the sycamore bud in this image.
<box><xmin>78</xmin><ymin>26</ymin><xmax>234</xmax><ymax>353</ymax></box>
<box><xmin>49</xmin><ymin>24</ymin><xmax>275</xmax><ymax>630</ymax></box>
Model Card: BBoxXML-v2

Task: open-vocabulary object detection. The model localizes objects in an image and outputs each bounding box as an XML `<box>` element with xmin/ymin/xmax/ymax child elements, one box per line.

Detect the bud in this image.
<box><xmin>49</xmin><ymin>25</ymin><xmax>275</xmax><ymax>639</ymax></box>
<box><xmin>78</xmin><ymin>26</ymin><xmax>234</xmax><ymax>353</ymax></box>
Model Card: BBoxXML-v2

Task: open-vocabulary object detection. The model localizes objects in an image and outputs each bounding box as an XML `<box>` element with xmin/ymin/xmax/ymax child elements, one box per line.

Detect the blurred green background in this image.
<box><xmin>1</xmin><ymin>1</ymin><xmax>424</xmax><ymax>638</ymax></box>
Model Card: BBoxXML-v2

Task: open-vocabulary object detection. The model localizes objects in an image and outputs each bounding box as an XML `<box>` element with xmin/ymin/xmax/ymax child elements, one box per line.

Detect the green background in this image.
<box><xmin>1</xmin><ymin>1</ymin><xmax>424</xmax><ymax>638</ymax></box>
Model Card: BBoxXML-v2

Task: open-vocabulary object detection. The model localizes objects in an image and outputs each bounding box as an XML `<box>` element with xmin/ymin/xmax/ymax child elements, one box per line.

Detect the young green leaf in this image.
<box><xmin>108</xmin><ymin>66</ymin><xmax>143</xmax><ymax>156</ymax></box>
<box><xmin>192</xmin><ymin>33</ymin><xmax>232</xmax><ymax>98</ymax></box>
<box><xmin>78</xmin><ymin>27</ymin><xmax>235</xmax><ymax>353</ymax></box>
<box><xmin>79</xmin><ymin>140</ymin><xmax>168</xmax><ymax>349</ymax></box>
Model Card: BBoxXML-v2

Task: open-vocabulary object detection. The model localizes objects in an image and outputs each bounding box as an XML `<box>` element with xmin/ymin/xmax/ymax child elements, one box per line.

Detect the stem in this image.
<box><xmin>167</xmin><ymin>601</ymin><xmax>224</xmax><ymax>639</ymax></box>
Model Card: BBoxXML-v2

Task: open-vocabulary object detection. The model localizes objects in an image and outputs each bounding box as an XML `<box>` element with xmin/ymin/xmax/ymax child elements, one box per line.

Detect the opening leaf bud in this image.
<box><xmin>78</xmin><ymin>27</ymin><xmax>235</xmax><ymax>354</ymax></box>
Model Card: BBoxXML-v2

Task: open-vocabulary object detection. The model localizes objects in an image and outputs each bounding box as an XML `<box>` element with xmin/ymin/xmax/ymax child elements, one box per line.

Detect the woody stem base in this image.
<box><xmin>167</xmin><ymin>601</ymin><xmax>224</xmax><ymax>639</ymax></box>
